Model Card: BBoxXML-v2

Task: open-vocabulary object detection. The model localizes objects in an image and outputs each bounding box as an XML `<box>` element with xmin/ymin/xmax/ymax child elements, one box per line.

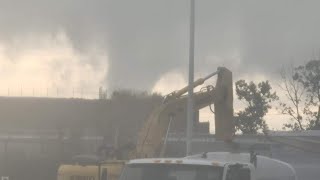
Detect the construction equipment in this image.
<box><xmin>134</xmin><ymin>66</ymin><xmax>234</xmax><ymax>158</ymax></box>
<box><xmin>57</xmin><ymin>66</ymin><xmax>234</xmax><ymax>180</ymax></box>
<box><xmin>57</xmin><ymin>160</ymin><xmax>125</xmax><ymax>180</ymax></box>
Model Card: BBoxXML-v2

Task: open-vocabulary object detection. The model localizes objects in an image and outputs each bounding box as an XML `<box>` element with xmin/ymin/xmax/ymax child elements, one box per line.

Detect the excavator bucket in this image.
<box><xmin>214</xmin><ymin>67</ymin><xmax>234</xmax><ymax>141</ymax></box>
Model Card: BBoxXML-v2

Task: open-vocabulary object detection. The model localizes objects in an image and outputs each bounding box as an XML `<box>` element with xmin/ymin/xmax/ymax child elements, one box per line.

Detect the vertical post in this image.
<box><xmin>98</xmin><ymin>162</ymin><xmax>101</xmax><ymax>180</ymax></box>
<box><xmin>186</xmin><ymin>0</ymin><xmax>195</xmax><ymax>156</ymax></box>
<box><xmin>4</xmin><ymin>140</ymin><xmax>8</xmax><ymax>178</ymax></box>
<box><xmin>160</xmin><ymin>114</ymin><xmax>174</xmax><ymax>157</ymax></box>
<box><xmin>114</xmin><ymin>126</ymin><xmax>119</xmax><ymax>150</ymax></box>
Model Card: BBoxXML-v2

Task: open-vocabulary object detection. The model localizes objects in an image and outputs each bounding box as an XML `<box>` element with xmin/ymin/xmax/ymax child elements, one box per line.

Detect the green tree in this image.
<box><xmin>294</xmin><ymin>60</ymin><xmax>320</xmax><ymax>129</ymax></box>
<box><xmin>235</xmin><ymin>80</ymin><xmax>278</xmax><ymax>134</ymax></box>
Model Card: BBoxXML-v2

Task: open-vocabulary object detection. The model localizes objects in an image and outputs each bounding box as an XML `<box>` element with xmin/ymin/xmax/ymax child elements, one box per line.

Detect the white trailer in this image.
<box><xmin>186</xmin><ymin>152</ymin><xmax>297</xmax><ymax>180</ymax></box>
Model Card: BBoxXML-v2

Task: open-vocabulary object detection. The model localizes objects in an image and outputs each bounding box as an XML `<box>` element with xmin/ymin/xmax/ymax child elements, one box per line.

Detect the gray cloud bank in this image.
<box><xmin>1</xmin><ymin>0</ymin><xmax>320</xmax><ymax>91</ymax></box>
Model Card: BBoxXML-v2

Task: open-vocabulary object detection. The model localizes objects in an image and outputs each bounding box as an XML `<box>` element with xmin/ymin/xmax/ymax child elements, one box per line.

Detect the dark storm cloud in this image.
<box><xmin>239</xmin><ymin>1</ymin><xmax>320</xmax><ymax>76</ymax></box>
<box><xmin>1</xmin><ymin>0</ymin><xmax>320</xmax><ymax>90</ymax></box>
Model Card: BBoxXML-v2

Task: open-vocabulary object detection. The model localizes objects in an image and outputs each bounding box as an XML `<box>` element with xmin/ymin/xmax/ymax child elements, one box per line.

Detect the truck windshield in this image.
<box><xmin>120</xmin><ymin>164</ymin><xmax>223</xmax><ymax>180</ymax></box>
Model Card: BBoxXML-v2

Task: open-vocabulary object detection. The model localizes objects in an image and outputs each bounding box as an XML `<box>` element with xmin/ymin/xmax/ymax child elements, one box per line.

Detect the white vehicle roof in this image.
<box><xmin>186</xmin><ymin>152</ymin><xmax>292</xmax><ymax>166</ymax></box>
<box><xmin>128</xmin><ymin>158</ymin><xmax>230</xmax><ymax>167</ymax></box>
<box><xmin>127</xmin><ymin>152</ymin><xmax>297</xmax><ymax>180</ymax></box>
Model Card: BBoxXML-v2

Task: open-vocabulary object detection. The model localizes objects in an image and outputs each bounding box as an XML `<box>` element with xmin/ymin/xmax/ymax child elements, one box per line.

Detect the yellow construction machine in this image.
<box><xmin>57</xmin><ymin>160</ymin><xmax>124</xmax><ymax>180</ymax></box>
<box><xmin>57</xmin><ymin>67</ymin><xmax>234</xmax><ymax>180</ymax></box>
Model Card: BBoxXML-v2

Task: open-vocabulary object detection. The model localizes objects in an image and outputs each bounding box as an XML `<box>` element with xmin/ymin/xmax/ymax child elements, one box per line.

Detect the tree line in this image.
<box><xmin>234</xmin><ymin>60</ymin><xmax>320</xmax><ymax>134</ymax></box>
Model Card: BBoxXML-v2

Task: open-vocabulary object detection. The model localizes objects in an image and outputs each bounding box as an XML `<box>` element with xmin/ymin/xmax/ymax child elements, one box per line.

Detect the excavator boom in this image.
<box><xmin>164</xmin><ymin>70</ymin><xmax>220</xmax><ymax>101</ymax></box>
<box><xmin>134</xmin><ymin>67</ymin><xmax>234</xmax><ymax>158</ymax></box>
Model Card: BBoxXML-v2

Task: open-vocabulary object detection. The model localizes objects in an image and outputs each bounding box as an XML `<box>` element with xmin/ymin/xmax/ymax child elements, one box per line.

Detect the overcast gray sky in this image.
<box><xmin>1</xmin><ymin>0</ymin><xmax>320</xmax><ymax>129</ymax></box>
<box><xmin>1</xmin><ymin>0</ymin><xmax>320</xmax><ymax>94</ymax></box>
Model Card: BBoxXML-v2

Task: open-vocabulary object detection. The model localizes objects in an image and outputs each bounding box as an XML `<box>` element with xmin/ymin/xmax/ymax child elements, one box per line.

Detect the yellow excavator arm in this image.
<box><xmin>133</xmin><ymin>67</ymin><xmax>234</xmax><ymax>158</ymax></box>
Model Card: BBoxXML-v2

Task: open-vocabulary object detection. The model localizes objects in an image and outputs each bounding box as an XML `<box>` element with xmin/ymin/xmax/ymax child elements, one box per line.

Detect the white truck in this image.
<box><xmin>119</xmin><ymin>152</ymin><xmax>297</xmax><ymax>180</ymax></box>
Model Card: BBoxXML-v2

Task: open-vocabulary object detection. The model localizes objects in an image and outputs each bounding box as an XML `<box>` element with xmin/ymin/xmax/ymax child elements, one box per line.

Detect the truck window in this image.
<box><xmin>120</xmin><ymin>164</ymin><xmax>223</xmax><ymax>180</ymax></box>
<box><xmin>238</xmin><ymin>168</ymin><xmax>250</xmax><ymax>180</ymax></box>
<box><xmin>226</xmin><ymin>166</ymin><xmax>250</xmax><ymax>180</ymax></box>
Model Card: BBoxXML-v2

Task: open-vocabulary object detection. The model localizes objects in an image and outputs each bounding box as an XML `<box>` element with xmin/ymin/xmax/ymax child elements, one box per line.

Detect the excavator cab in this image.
<box><xmin>57</xmin><ymin>161</ymin><xmax>125</xmax><ymax>180</ymax></box>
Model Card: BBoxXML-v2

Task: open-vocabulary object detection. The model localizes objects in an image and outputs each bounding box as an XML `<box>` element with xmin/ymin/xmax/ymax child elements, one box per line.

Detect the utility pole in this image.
<box><xmin>186</xmin><ymin>0</ymin><xmax>195</xmax><ymax>156</ymax></box>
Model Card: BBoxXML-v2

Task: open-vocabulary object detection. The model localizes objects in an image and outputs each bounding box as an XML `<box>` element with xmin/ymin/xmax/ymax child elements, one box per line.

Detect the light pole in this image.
<box><xmin>186</xmin><ymin>0</ymin><xmax>195</xmax><ymax>156</ymax></box>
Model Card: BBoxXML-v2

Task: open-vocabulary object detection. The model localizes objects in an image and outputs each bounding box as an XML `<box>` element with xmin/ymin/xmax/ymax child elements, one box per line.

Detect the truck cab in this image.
<box><xmin>119</xmin><ymin>152</ymin><xmax>297</xmax><ymax>180</ymax></box>
<box><xmin>119</xmin><ymin>158</ymin><xmax>253</xmax><ymax>180</ymax></box>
